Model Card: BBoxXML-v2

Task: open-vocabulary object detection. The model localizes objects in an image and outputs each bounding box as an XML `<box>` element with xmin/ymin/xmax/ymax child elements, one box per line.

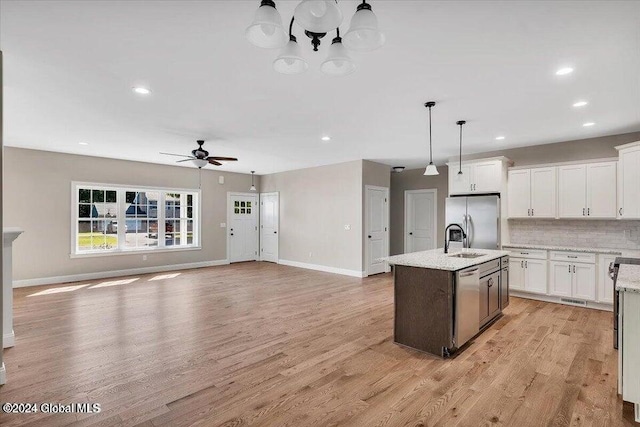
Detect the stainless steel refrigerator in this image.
<box><xmin>445</xmin><ymin>195</ymin><xmax>501</xmax><ymax>250</ymax></box>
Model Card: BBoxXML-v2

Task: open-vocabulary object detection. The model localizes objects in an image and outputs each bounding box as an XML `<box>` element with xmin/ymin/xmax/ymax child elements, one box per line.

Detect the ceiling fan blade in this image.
<box><xmin>208</xmin><ymin>159</ymin><xmax>223</xmax><ymax>166</ymax></box>
<box><xmin>176</xmin><ymin>159</ymin><xmax>193</xmax><ymax>163</ymax></box>
<box><xmin>160</xmin><ymin>152</ymin><xmax>194</xmax><ymax>158</ymax></box>
<box><xmin>208</xmin><ymin>156</ymin><xmax>238</xmax><ymax>161</ymax></box>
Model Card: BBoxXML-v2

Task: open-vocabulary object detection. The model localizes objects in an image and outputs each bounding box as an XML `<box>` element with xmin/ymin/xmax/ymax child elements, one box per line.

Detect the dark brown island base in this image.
<box><xmin>385</xmin><ymin>248</ymin><xmax>510</xmax><ymax>358</ymax></box>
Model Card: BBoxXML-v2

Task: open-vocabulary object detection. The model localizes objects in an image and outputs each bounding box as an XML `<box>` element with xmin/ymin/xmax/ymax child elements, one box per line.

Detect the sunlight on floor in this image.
<box><xmin>88</xmin><ymin>278</ymin><xmax>140</xmax><ymax>289</ymax></box>
<box><xmin>27</xmin><ymin>284</ymin><xmax>89</xmax><ymax>297</ymax></box>
<box><xmin>148</xmin><ymin>273</ymin><xmax>181</xmax><ymax>281</ymax></box>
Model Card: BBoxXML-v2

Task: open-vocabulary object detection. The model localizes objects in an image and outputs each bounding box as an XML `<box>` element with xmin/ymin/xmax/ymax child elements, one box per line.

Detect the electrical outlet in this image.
<box><xmin>344</xmin><ymin>224</ymin><xmax>351</xmax><ymax>230</ymax></box>
<box><xmin>142</xmin><ymin>255</ymin><xmax>148</xmax><ymax>261</ymax></box>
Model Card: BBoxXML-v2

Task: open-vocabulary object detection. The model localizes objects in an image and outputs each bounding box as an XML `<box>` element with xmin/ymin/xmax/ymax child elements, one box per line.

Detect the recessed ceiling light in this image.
<box><xmin>555</xmin><ymin>67</ymin><xmax>574</xmax><ymax>76</ymax></box>
<box><xmin>78</xmin><ymin>142</ymin><xmax>88</xmax><ymax>145</ymax></box>
<box><xmin>321</xmin><ymin>136</ymin><xmax>331</xmax><ymax>142</ymax></box>
<box><xmin>132</xmin><ymin>87</ymin><xmax>151</xmax><ymax>95</ymax></box>
<box><xmin>583</xmin><ymin>122</ymin><xmax>595</xmax><ymax>127</ymax></box>
<box><xmin>573</xmin><ymin>101</ymin><xmax>588</xmax><ymax>107</ymax></box>
<box><xmin>495</xmin><ymin>136</ymin><xmax>505</xmax><ymax>140</ymax></box>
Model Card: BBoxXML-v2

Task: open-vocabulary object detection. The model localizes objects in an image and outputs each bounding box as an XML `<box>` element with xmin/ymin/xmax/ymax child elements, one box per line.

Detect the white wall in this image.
<box><xmin>260</xmin><ymin>160</ymin><xmax>364</xmax><ymax>275</ymax></box>
<box><xmin>3</xmin><ymin>147</ymin><xmax>256</xmax><ymax>284</ymax></box>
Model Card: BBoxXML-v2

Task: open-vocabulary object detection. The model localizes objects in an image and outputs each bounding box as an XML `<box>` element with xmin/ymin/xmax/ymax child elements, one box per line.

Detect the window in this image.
<box><xmin>73</xmin><ymin>183</ymin><xmax>199</xmax><ymax>256</ymax></box>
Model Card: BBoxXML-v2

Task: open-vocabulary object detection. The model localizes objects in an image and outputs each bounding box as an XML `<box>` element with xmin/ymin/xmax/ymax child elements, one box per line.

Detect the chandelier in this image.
<box><xmin>245</xmin><ymin>0</ymin><xmax>385</xmax><ymax>76</ymax></box>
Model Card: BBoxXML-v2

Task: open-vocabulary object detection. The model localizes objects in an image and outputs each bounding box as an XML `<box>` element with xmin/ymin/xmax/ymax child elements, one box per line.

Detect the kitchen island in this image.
<box><xmin>385</xmin><ymin>248</ymin><xmax>510</xmax><ymax>357</ymax></box>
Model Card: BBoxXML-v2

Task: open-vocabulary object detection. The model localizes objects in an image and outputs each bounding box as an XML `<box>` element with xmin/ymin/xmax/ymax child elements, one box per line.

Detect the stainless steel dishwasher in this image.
<box><xmin>454</xmin><ymin>266</ymin><xmax>480</xmax><ymax>348</ymax></box>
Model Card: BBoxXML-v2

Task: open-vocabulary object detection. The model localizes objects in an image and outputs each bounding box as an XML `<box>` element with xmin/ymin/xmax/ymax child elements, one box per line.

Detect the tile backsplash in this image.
<box><xmin>508</xmin><ymin>219</ymin><xmax>640</xmax><ymax>250</ymax></box>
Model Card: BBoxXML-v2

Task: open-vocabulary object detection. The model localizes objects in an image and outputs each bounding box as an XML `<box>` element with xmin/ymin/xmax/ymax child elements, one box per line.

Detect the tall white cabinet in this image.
<box><xmin>617</xmin><ymin>141</ymin><xmax>640</xmax><ymax>219</ymax></box>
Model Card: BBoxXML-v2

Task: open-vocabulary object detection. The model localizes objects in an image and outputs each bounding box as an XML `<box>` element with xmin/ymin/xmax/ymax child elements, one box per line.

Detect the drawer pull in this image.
<box><xmin>568</xmin><ymin>255</ymin><xmax>578</xmax><ymax>259</ymax></box>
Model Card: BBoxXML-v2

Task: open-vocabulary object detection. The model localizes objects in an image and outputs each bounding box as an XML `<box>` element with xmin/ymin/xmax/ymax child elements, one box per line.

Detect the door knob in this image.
<box><xmin>274</xmin><ymin>231</ymin><xmax>277</xmax><ymax>234</ymax></box>
<box><xmin>368</xmin><ymin>235</ymin><xmax>372</xmax><ymax>238</ymax></box>
<box><xmin>409</xmin><ymin>232</ymin><xmax>413</xmax><ymax>235</ymax></box>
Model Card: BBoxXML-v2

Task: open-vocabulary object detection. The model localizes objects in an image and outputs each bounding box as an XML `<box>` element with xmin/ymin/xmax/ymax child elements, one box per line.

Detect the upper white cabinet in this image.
<box><xmin>447</xmin><ymin>158</ymin><xmax>509</xmax><ymax>195</ymax></box>
<box><xmin>617</xmin><ymin>142</ymin><xmax>640</xmax><ymax>219</ymax></box>
<box><xmin>558</xmin><ymin>161</ymin><xmax>617</xmax><ymax>219</ymax></box>
<box><xmin>508</xmin><ymin>167</ymin><xmax>557</xmax><ymax>218</ymax></box>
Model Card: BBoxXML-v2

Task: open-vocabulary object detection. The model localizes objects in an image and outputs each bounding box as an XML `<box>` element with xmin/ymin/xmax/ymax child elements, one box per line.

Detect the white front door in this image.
<box><xmin>260</xmin><ymin>192</ymin><xmax>279</xmax><ymax>263</ymax></box>
<box><xmin>365</xmin><ymin>186</ymin><xmax>389</xmax><ymax>276</ymax></box>
<box><xmin>228</xmin><ymin>193</ymin><xmax>258</xmax><ymax>263</ymax></box>
<box><xmin>404</xmin><ymin>189</ymin><xmax>437</xmax><ymax>253</ymax></box>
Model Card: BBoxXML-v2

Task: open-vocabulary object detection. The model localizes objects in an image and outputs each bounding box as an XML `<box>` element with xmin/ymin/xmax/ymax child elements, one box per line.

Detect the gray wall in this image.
<box><xmin>391</xmin><ymin>132</ymin><xmax>640</xmax><ymax>255</ymax></box>
<box><xmin>390</xmin><ymin>167</ymin><xmax>448</xmax><ymax>255</ymax></box>
<box><xmin>3</xmin><ymin>147</ymin><xmax>257</xmax><ymax>281</ymax></box>
<box><xmin>260</xmin><ymin>160</ymin><xmax>363</xmax><ymax>273</ymax></box>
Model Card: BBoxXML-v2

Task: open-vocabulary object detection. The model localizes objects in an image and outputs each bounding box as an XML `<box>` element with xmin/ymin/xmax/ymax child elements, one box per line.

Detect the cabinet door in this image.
<box><xmin>509</xmin><ymin>258</ymin><xmax>525</xmax><ymax>291</ymax></box>
<box><xmin>573</xmin><ymin>263</ymin><xmax>596</xmax><ymax>301</ymax></box>
<box><xmin>558</xmin><ymin>165</ymin><xmax>587</xmax><ymax>218</ymax></box>
<box><xmin>479</xmin><ymin>275</ymin><xmax>490</xmax><ymax>323</ymax></box>
<box><xmin>586</xmin><ymin>162</ymin><xmax>617</xmax><ymax>218</ymax></box>
<box><xmin>620</xmin><ymin>149</ymin><xmax>640</xmax><ymax>219</ymax></box>
<box><xmin>449</xmin><ymin>164</ymin><xmax>473</xmax><ymax>195</ymax></box>
<box><xmin>549</xmin><ymin>261</ymin><xmax>572</xmax><ymax>297</ymax></box>
<box><xmin>474</xmin><ymin>161</ymin><xmax>501</xmax><ymax>193</ymax></box>
<box><xmin>488</xmin><ymin>272</ymin><xmax>500</xmax><ymax>318</ymax></box>
<box><xmin>598</xmin><ymin>255</ymin><xmax>616</xmax><ymax>304</ymax></box>
<box><xmin>525</xmin><ymin>259</ymin><xmax>548</xmax><ymax>294</ymax></box>
<box><xmin>508</xmin><ymin>169</ymin><xmax>531</xmax><ymax>218</ymax></box>
<box><xmin>531</xmin><ymin>167</ymin><xmax>557</xmax><ymax>218</ymax></box>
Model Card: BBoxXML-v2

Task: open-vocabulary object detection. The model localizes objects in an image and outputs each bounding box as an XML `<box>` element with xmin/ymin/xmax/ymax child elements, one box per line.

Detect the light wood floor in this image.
<box><xmin>0</xmin><ymin>262</ymin><xmax>636</xmax><ymax>426</ymax></box>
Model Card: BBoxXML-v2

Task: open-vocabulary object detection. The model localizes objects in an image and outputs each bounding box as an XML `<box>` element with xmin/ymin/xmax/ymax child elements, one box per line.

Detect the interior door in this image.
<box><xmin>405</xmin><ymin>190</ymin><xmax>436</xmax><ymax>253</ymax></box>
<box><xmin>558</xmin><ymin>165</ymin><xmax>587</xmax><ymax>218</ymax></box>
<box><xmin>531</xmin><ymin>167</ymin><xmax>557</xmax><ymax>218</ymax></box>
<box><xmin>229</xmin><ymin>194</ymin><xmax>258</xmax><ymax>263</ymax></box>
<box><xmin>260</xmin><ymin>192</ymin><xmax>279</xmax><ymax>263</ymax></box>
<box><xmin>366</xmin><ymin>186</ymin><xmax>388</xmax><ymax>276</ymax></box>
<box><xmin>465</xmin><ymin>195</ymin><xmax>500</xmax><ymax>249</ymax></box>
<box><xmin>507</xmin><ymin>169</ymin><xmax>531</xmax><ymax>218</ymax></box>
<box><xmin>586</xmin><ymin>162</ymin><xmax>617</xmax><ymax>218</ymax></box>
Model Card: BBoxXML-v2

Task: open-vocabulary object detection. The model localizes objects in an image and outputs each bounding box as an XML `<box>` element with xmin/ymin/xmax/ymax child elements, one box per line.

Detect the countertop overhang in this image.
<box><xmin>384</xmin><ymin>248</ymin><xmax>510</xmax><ymax>272</ymax></box>
<box><xmin>616</xmin><ymin>263</ymin><xmax>640</xmax><ymax>294</ymax></box>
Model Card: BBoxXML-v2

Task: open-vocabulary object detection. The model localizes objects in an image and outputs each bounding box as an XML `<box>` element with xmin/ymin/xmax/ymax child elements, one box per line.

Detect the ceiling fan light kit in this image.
<box><xmin>247</xmin><ymin>0</ymin><xmax>384</xmax><ymax>75</ymax></box>
<box><xmin>160</xmin><ymin>140</ymin><xmax>238</xmax><ymax>169</ymax></box>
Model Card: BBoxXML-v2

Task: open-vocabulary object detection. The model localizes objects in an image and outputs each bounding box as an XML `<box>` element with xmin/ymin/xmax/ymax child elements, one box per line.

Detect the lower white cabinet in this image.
<box><xmin>510</xmin><ymin>257</ymin><xmax>547</xmax><ymax>294</ymax></box>
<box><xmin>598</xmin><ymin>254</ymin><xmax>617</xmax><ymax>304</ymax></box>
<box><xmin>549</xmin><ymin>261</ymin><xmax>596</xmax><ymax>301</ymax></box>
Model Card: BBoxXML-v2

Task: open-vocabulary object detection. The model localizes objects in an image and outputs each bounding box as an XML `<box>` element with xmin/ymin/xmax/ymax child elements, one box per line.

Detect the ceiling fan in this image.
<box><xmin>160</xmin><ymin>140</ymin><xmax>238</xmax><ymax>168</ymax></box>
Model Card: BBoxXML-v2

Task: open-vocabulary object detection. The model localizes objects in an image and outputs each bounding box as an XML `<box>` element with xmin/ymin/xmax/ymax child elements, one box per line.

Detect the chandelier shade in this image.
<box><xmin>320</xmin><ymin>37</ymin><xmax>355</xmax><ymax>76</ymax></box>
<box><xmin>245</xmin><ymin>0</ymin><xmax>288</xmax><ymax>49</ymax></box>
<box><xmin>273</xmin><ymin>36</ymin><xmax>309</xmax><ymax>74</ymax></box>
<box><xmin>343</xmin><ymin>2</ymin><xmax>385</xmax><ymax>52</ymax></box>
<box><xmin>293</xmin><ymin>0</ymin><xmax>343</xmax><ymax>34</ymax></box>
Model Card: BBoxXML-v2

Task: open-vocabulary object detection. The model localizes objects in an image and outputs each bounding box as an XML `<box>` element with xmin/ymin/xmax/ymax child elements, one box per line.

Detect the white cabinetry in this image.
<box><xmin>509</xmin><ymin>249</ymin><xmax>548</xmax><ymax>295</ymax></box>
<box><xmin>509</xmin><ymin>257</ymin><xmax>525</xmax><ymax>291</ymax></box>
<box><xmin>598</xmin><ymin>254</ymin><xmax>617</xmax><ymax>304</ymax></box>
<box><xmin>448</xmin><ymin>158</ymin><xmax>508</xmax><ymax>195</ymax></box>
<box><xmin>508</xmin><ymin>167</ymin><xmax>556</xmax><ymax>218</ymax></box>
<box><xmin>617</xmin><ymin>142</ymin><xmax>640</xmax><ymax>219</ymax></box>
<box><xmin>558</xmin><ymin>162</ymin><xmax>617</xmax><ymax>219</ymax></box>
<box><xmin>549</xmin><ymin>251</ymin><xmax>596</xmax><ymax>301</ymax></box>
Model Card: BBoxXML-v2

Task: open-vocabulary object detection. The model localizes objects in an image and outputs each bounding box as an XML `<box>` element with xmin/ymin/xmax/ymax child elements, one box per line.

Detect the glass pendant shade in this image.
<box><xmin>321</xmin><ymin>38</ymin><xmax>355</xmax><ymax>76</ymax></box>
<box><xmin>250</xmin><ymin>171</ymin><xmax>257</xmax><ymax>191</ymax></box>
<box><xmin>192</xmin><ymin>159</ymin><xmax>208</xmax><ymax>169</ymax></box>
<box><xmin>273</xmin><ymin>38</ymin><xmax>308</xmax><ymax>74</ymax></box>
<box><xmin>343</xmin><ymin>5</ymin><xmax>385</xmax><ymax>52</ymax></box>
<box><xmin>293</xmin><ymin>0</ymin><xmax>343</xmax><ymax>33</ymax></box>
<box><xmin>423</xmin><ymin>163</ymin><xmax>439</xmax><ymax>176</ymax></box>
<box><xmin>245</xmin><ymin>2</ymin><xmax>288</xmax><ymax>49</ymax></box>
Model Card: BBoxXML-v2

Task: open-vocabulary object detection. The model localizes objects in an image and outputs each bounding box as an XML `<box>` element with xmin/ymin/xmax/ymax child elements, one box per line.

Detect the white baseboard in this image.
<box><xmin>0</xmin><ymin>362</ymin><xmax>6</xmax><ymax>385</ymax></box>
<box><xmin>511</xmin><ymin>290</ymin><xmax>613</xmax><ymax>312</ymax></box>
<box><xmin>3</xmin><ymin>330</ymin><xmax>15</xmax><ymax>348</ymax></box>
<box><xmin>12</xmin><ymin>259</ymin><xmax>230</xmax><ymax>288</ymax></box>
<box><xmin>278</xmin><ymin>259</ymin><xmax>365</xmax><ymax>278</ymax></box>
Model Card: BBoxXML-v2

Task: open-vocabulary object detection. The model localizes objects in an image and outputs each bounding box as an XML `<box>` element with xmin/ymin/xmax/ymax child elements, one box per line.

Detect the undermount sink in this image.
<box><xmin>448</xmin><ymin>252</ymin><xmax>484</xmax><ymax>259</ymax></box>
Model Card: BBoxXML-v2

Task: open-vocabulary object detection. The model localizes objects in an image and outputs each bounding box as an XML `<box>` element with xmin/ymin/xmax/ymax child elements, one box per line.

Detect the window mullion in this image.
<box><xmin>117</xmin><ymin>189</ymin><xmax>126</xmax><ymax>250</ymax></box>
<box><xmin>159</xmin><ymin>192</ymin><xmax>166</xmax><ymax>248</ymax></box>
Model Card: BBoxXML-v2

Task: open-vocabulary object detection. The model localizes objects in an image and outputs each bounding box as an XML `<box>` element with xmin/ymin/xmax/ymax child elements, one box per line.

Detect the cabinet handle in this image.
<box><xmin>488</xmin><ymin>278</ymin><xmax>494</xmax><ymax>287</ymax></box>
<box><xmin>568</xmin><ymin>255</ymin><xmax>578</xmax><ymax>259</ymax></box>
<box><xmin>573</xmin><ymin>265</ymin><xmax>576</xmax><ymax>273</ymax></box>
<box><xmin>521</xmin><ymin>260</ymin><xmax>524</xmax><ymax>268</ymax></box>
<box><xmin>532</xmin><ymin>208</ymin><xmax>534</xmax><ymax>216</ymax></box>
<box><xmin>620</xmin><ymin>208</ymin><xmax>623</xmax><ymax>216</ymax></box>
<box><xmin>582</xmin><ymin>208</ymin><xmax>585</xmax><ymax>216</ymax></box>
<box><xmin>587</xmin><ymin>208</ymin><xmax>590</xmax><ymax>216</ymax></box>
<box><xmin>527</xmin><ymin>209</ymin><xmax>530</xmax><ymax>216</ymax></box>
<box><xmin>525</xmin><ymin>260</ymin><xmax>528</xmax><ymax>268</ymax></box>
<box><xmin>568</xmin><ymin>265</ymin><xmax>571</xmax><ymax>273</ymax></box>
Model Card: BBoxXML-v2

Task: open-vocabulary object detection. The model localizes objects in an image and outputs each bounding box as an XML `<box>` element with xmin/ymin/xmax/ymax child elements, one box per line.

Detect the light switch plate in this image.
<box><xmin>218</xmin><ymin>176</ymin><xmax>224</xmax><ymax>185</ymax></box>
<box><xmin>344</xmin><ymin>224</ymin><xmax>351</xmax><ymax>230</ymax></box>
<box><xmin>220</xmin><ymin>223</ymin><xmax>226</xmax><ymax>228</ymax></box>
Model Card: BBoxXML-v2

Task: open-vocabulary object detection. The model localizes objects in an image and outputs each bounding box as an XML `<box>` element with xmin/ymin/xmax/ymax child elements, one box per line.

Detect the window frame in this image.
<box><xmin>71</xmin><ymin>182</ymin><xmax>201</xmax><ymax>258</ymax></box>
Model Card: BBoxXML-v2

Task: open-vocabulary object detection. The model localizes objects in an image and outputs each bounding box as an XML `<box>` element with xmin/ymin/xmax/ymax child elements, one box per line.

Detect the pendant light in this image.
<box><xmin>343</xmin><ymin>0</ymin><xmax>385</xmax><ymax>52</ymax></box>
<box><xmin>456</xmin><ymin>120</ymin><xmax>466</xmax><ymax>175</ymax></box>
<box><xmin>246</xmin><ymin>0</ymin><xmax>288</xmax><ymax>49</ymax></box>
<box><xmin>250</xmin><ymin>171</ymin><xmax>257</xmax><ymax>191</ymax></box>
<box><xmin>274</xmin><ymin>18</ymin><xmax>309</xmax><ymax>74</ymax></box>
<box><xmin>423</xmin><ymin>101</ymin><xmax>438</xmax><ymax>176</ymax></box>
<box><xmin>293</xmin><ymin>0</ymin><xmax>343</xmax><ymax>34</ymax></box>
<box><xmin>320</xmin><ymin>29</ymin><xmax>355</xmax><ymax>76</ymax></box>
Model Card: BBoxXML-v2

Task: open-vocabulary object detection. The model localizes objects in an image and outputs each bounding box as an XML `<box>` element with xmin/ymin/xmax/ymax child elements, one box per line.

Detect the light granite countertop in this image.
<box><xmin>616</xmin><ymin>263</ymin><xmax>640</xmax><ymax>294</ymax></box>
<box><xmin>384</xmin><ymin>248</ymin><xmax>510</xmax><ymax>272</ymax></box>
<box><xmin>503</xmin><ymin>243</ymin><xmax>623</xmax><ymax>255</ymax></box>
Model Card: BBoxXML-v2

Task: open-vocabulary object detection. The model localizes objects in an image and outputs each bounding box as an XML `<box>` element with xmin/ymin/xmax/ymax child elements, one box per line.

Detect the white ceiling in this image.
<box><xmin>1</xmin><ymin>1</ymin><xmax>639</xmax><ymax>174</ymax></box>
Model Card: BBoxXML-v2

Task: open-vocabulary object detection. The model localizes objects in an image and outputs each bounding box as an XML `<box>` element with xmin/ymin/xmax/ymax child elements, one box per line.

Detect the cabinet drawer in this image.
<box><xmin>550</xmin><ymin>251</ymin><xmax>596</xmax><ymax>264</ymax></box>
<box><xmin>479</xmin><ymin>259</ymin><xmax>501</xmax><ymax>277</ymax></box>
<box><xmin>507</xmin><ymin>249</ymin><xmax>547</xmax><ymax>260</ymax></box>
